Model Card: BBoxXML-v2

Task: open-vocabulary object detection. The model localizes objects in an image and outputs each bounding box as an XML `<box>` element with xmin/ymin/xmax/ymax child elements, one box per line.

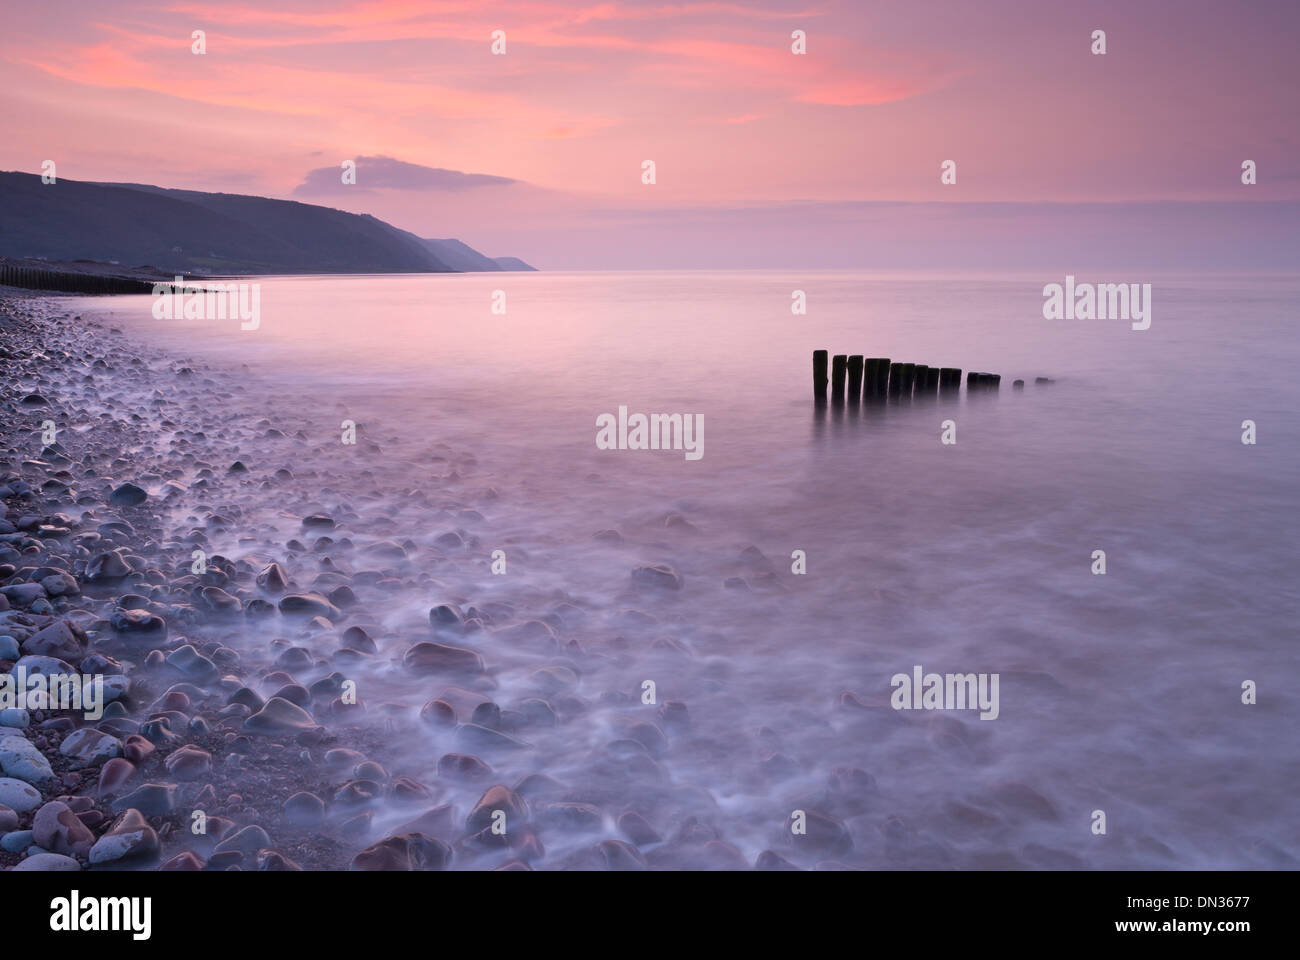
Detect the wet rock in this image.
<box><xmin>351</xmin><ymin>833</ymin><xmax>451</xmax><ymax>871</ymax></box>
<box><xmin>200</xmin><ymin>586</ymin><xmax>242</xmax><ymax>613</ymax></box>
<box><xmin>20</xmin><ymin>621</ymin><xmax>84</xmax><ymax>662</ymax></box>
<box><xmin>97</xmin><ymin>757</ymin><xmax>136</xmax><ymax>795</ymax></box>
<box><xmin>470</xmin><ymin>701</ymin><xmax>501</xmax><ymax>728</ymax></box>
<box><xmin>59</xmin><ymin>727</ymin><xmax>123</xmax><ymax>766</ymax></box>
<box><xmin>437</xmin><ymin>753</ymin><xmax>493</xmax><ymax>782</ymax></box>
<box><xmin>428</xmin><ymin>603</ymin><xmax>462</xmax><ymax>627</ymax></box>
<box><xmin>109</xmin><ymin>482</ymin><xmax>147</xmax><ymax>506</ymax></box>
<box><xmin>272</xmin><ymin>683</ymin><xmax>311</xmax><ymax>708</ymax></box>
<box><xmin>419</xmin><ymin>698</ymin><xmax>457</xmax><ymax>727</ymax></box>
<box><xmin>109</xmin><ymin>607</ymin><xmax>166</xmax><ymax>639</ymax></box>
<box><xmin>302</xmin><ymin>514</ymin><xmax>335</xmax><ymax>529</ymax></box>
<box><xmin>0</xmin><ymin>734</ymin><xmax>55</xmax><ymax>783</ymax></box>
<box><xmin>278</xmin><ymin>592</ymin><xmax>340</xmax><ymax>620</ymax></box>
<box><xmin>0</xmin><ymin>776</ymin><xmax>41</xmax><ymax>812</ymax></box>
<box><xmin>244</xmin><ymin>697</ymin><xmax>318</xmax><ymax>734</ymax></box>
<box><xmin>540</xmin><ymin>801</ymin><xmax>605</xmax><ymax>833</ymax></box>
<box><xmin>390</xmin><ymin>777</ymin><xmax>431</xmax><ymax>804</ymax></box>
<box><xmin>403</xmin><ymin>641</ymin><xmax>483</xmax><ymax>675</ymax></box>
<box><xmin>755</xmin><ymin>850</ymin><xmax>800</xmax><ymax>871</ymax></box>
<box><xmin>39</xmin><ymin>572</ymin><xmax>80</xmax><ymax>597</ymax></box>
<box><xmin>122</xmin><ymin>735</ymin><xmax>155</xmax><ymax>764</ymax></box>
<box><xmin>214</xmin><ymin>824</ymin><xmax>271</xmax><ymax>856</ymax></box>
<box><xmin>13</xmin><ymin>852</ymin><xmax>81</xmax><ymax>871</ymax></box>
<box><xmin>518</xmin><ymin>698</ymin><xmax>557</xmax><ymax>728</ymax></box>
<box><xmin>466</xmin><ymin>785</ymin><xmax>528</xmax><ymax>835</ymax></box>
<box><xmin>33</xmin><ymin>800</ymin><xmax>94</xmax><ymax>856</ymax></box>
<box><xmin>339</xmin><ymin>626</ymin><xmax>376</xmax><ymax>653</ymax></box>
<box><xmin>283</xmin><ymin>791</ymin><xmax>325</xmax><ymax>827</ymax></box>
<box><xmin>163</xmin><ymin>744</ymin><xmax>211</xmax><ymax>781</ymax></box>
<box><xmin>617</xmin><ymin>810</ymin><xmax>662</xmax><ymax>846</ymax></box>
<box><xmin>228</xmin><ymin>687</ymin><xmax>265</xmax><ymax>712</ymax></box>
<box><xmin>0</xmin><ymin>583</ymin><xmax>45</xmax><ymax>606</ymax></box>
<box><xmin>789</xmin><ymin>809</ymin><xmax>853</xmax><ymax>855</ymax></box>
<box><xmin>86</xmin><ymin>551</ymin><xmax>132</xmax><ymax>581</ymax></box>
<box><xmin>164</xmin><ymin>644</ymin><xmax>218</xmax><ymax>683</ymax></box>
<box><xmin>160</xmin><ymin>851</ymin><xmax>206</xmax><ymax>870</ymax></box>
<box><xmin>631</xmin><ymin>563</ymin><xmax>683</xmax><ymax>590</ymax></box>
<box><xmin>256</xmin><ymin>562</ymin><xmax>289</xmax><ymax>593</ymax></box>
<box><xmin>89</xmin><ymin>808</ymin><xmax>160</xmax><ymax>865</ymax></box>
<box><xmin>110</xmin><ymin>782</ymin><xmax>177</xmax><ymax>816</ymax></box>
<box><xmin>572</xmin><ymin>839</ymin><xmax>646</xmax><ymax>871</ymax></box>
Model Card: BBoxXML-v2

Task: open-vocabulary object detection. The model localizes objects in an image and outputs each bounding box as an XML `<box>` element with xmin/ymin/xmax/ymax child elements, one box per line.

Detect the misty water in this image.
<box><xmin>75</xmin><ymin>270</ymin><xmax>1300</xmax><ymax>868</ymax></box>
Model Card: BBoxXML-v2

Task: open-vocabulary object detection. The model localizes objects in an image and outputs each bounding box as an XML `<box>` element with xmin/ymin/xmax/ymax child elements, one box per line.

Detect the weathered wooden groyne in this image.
<box><xmin>813</xmin><ymin>350</ymin><xmax>1014</xmax><ymax>403</ymax></box>
<box><xmin>0</xmin><ymin>260</ymin><xmax>162</xmax><ymax>295</ymax></box>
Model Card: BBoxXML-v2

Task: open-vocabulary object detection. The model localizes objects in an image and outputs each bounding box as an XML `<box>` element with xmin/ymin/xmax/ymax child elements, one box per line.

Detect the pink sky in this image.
<box><xmin>2</xmin><ymin>0</ymin><xmax>1297</xmax><ymax>267</ymax></box>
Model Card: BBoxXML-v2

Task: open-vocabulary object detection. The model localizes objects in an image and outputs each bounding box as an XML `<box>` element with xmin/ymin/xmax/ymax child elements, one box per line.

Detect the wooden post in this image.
<box><xmin>913</xmin><ymin>364</ymin><xmax>930</xmax><ymax>397</ymax></box>
<box><xmin>940</xmin><ymin>368</ymin><xmax>961</xmax><ymax>393</ymax></box>
<box><xmin>846</xmin><ymin>356</ymin><xmax>864</xmax><ymax>401</ymax></box>
<box><xmin>923</xmin><ymin>367</ymin><xmax>940</xmax><ymax>394</ymax></box>
<box><xmin>887</xmin><ymin>362</ymin><xmax>903</xmax><ymax>397</ymax></box>
<box><xmin>1013</xmin><ymin>379</ymin><xmax>1024</xmax><ymax>390</ymax></box>
<box><xmin>813</xmin><ymin>350</ymin><xmax>828</xmax><ymax>402</ymax></box>
<box><xmin>899</xmin><ymin>362</ymin><xmax>916</xmax><ymax>398</ymax></box>
<box><xmin>831</xmin><ymin>354</ymin><xmax>847</xmax><ymax>404</ymax></box>
<box><xmin>864</xmin><ymin>358</ymin><xmax>887</xmax><ymax>399</ymax></box>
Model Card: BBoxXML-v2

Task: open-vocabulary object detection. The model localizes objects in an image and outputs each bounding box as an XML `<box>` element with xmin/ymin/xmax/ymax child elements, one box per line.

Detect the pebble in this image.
<box><xmin>59</xmin><ymin>727</ymin><xmax>123</xmax><ymax>766</ymax></box>
<box><xmin>12</xmin><ymin>852</ymin><xmax>81</xmax><ymax>871</ymax></box>
<box><xmin>33</xmin><ymin>799</ymin><xmax>95</xmax><ymax>856</ymax></box>
<box><xmin>89</xmin><ymin>808</ymin><xmax>160</xmax><ymax>865</ymax></box>
<box><xmin>110</xmin><ymin>782</ymin><xmax>176</xmax><ymax>816</ymax></box>
<box><xmin>283</xmin><ymin>791</ymin><xmax>325</xmax><ymax>827</ymax></box>
<box><xmin>466</xmin><ymin>785</ymin><xmax>528</xmax><ymax>834</ymax></box>
<box><xmin>244</xmin><ymin>696</ymin><xmax>319</xmax><ymax>734</ymax></box>
<box><xmin>20</xmin><ymin>620</ymin><xmax>84</xmax><ymax>661</ymax></box>
<box><xmin>351</xmin><ymin>833</ymin><xmax>451</xmax><ymax>871</ymax></box>
<box><xmin>163</xmin><ymin>744</ymin><xmax>212</xmax><ymax>780</ymax></box>
<box><xmin>109</xmin><ymin>482</ymin><xmax>148</xmax><ymax>506</ymax></box>
<box><xmin>402</xmin><ymin>641</ymin><xmax>483</xmax><ymax>674</ymax></box>
<box><xmin>0</xmin><ymin>734</ymin><xmax>55</xmax><ymax>783</ymax></box>
<box><xmin>278</xmin><ymin>592</ymin><xmax>340</xmax><ymax>620</ymax></box>
<box><xmin>631</xmin><ymin>562</ymin><xmax>684</xmax><ymax>590</ymax></box>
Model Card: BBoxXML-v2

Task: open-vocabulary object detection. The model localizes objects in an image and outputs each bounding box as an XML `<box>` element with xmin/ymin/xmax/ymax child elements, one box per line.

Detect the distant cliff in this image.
<box><xmin>0</xmin><ymin>172</ymin><xmax>534</xmax><ymax>275</ymax></box>
<box><xmin>421</xmin><ymin>239</ymin><xmax>536</xmax><ymax>272</ymax></box>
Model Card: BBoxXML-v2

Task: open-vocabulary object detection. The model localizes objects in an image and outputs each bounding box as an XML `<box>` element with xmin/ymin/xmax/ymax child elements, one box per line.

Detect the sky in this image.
<box><xmin>2</xmin><ymin>0</ymin><xmax>1297</xmax><ymax>269</ymax></box>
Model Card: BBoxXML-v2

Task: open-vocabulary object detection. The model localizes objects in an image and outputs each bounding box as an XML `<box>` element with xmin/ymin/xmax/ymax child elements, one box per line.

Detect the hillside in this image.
<box><xmin>0</xmin><ymin>172</ymin><xmax>533</xmax><ymax>275</ymax></box>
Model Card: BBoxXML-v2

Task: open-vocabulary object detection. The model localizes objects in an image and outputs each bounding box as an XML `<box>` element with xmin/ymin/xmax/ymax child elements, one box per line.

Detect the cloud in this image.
<box><xmin>292</xmin><ymin>155</ymin><xmax>518</xmax><ymax>194</ymax></box>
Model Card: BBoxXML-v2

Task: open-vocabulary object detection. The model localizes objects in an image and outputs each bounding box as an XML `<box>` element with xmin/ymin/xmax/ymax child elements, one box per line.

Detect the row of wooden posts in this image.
<box><xmin>813</xmin><ymin>350</ymin><xmax>1011</xmax><ymax>403</ymax></box>
<box><xmin>0</xmin><ymin>261</ymin><xmax>160</xmax><ymax>295</ymax></box>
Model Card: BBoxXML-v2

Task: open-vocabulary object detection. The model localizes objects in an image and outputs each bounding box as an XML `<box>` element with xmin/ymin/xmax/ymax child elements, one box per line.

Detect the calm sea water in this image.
<box><xmin>76</xmin><ymin>271</ymin><xmax>1300</xmax><ymax>868</ymax></box>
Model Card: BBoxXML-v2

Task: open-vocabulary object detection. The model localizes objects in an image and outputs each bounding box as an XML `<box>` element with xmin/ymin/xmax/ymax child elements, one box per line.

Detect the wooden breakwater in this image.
<box><xmin>0</xmin><ymin>260</ymin><xmax>164</xmax><ymax>295</ymax></box>
<box><xmin>813</xmin><ymin>350</ymin><xmax>1014</xmax><ymax>403</ymax></box>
